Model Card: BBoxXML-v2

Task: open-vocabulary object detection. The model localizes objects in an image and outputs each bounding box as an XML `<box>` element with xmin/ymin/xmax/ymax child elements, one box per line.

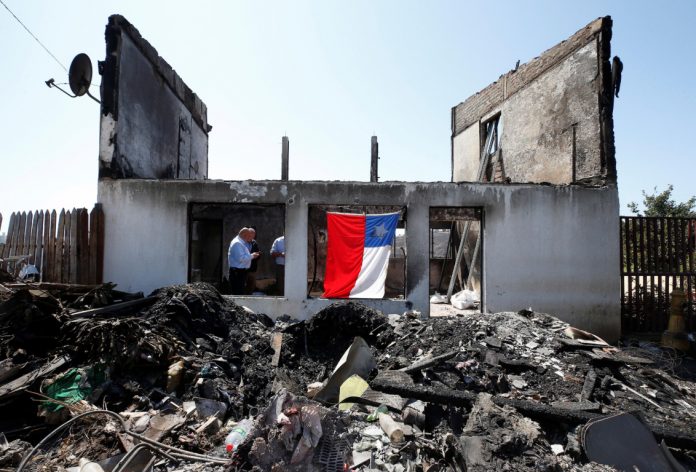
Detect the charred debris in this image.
<box><xmin>1</xmin><ymin>276</ymin><xmax>695</xmax><ymax>472</ymax></box>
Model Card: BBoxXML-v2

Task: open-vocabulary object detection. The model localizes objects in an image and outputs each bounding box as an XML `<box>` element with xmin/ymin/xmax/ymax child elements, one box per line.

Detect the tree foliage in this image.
<box><xmin>628</xmin><ymin>185</ymin><xmax>696</xmax><ymax>217</ymax></box>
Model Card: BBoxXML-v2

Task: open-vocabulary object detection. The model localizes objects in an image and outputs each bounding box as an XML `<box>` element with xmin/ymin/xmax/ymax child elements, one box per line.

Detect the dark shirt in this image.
<box><xmin>248</xmin><ymin>240</ymin><xmax>260</xmax><ymax>272</ymax></box>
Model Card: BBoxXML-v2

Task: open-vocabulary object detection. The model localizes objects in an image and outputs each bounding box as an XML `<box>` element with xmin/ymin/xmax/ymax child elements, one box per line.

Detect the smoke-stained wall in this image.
<box><xmin>452</xmin><ymin>17</ymin><xmax>616</xmax><ymax>186</ymax></box>
<box><xmin>99</xmin><ymin>15</ymin><xmax>210</xmax><ymax>180</ymax></box>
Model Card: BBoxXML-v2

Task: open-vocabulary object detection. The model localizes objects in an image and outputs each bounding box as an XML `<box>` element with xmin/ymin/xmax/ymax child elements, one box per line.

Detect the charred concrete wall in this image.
<box><xmin>99</xmin><ymin>15</ymin><xmax>210</xmax><ymax>180</ymax></box>
<box><xmin>98</xmin><ymin>180</ymin><xmax>621</xmax><ymax>342</ymax></box>
<box><xmin>452</xmin><ymin>17</ymin><xmax>616</xmax><ymax>185</ymax></box>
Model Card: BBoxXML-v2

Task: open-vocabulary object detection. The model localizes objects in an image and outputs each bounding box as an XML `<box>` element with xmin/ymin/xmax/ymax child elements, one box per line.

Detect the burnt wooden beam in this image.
<box><xmin>371</xmin><ymin>375</ymin><xmax>696</xmax><ymax>450</ymax></box>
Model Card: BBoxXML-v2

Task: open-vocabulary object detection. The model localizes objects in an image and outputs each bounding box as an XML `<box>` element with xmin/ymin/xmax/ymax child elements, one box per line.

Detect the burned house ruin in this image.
<box><xmin>97</xmin><ymin>15</ymin><xmax>620</xmax><ymax>341</ymax></box>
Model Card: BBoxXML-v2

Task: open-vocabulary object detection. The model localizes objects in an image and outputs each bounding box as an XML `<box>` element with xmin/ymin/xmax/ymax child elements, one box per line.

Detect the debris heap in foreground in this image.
<box><xmin>0</xmin><ymin>281</ymin><xmax>695</xmax><ymax>471</ymax></box>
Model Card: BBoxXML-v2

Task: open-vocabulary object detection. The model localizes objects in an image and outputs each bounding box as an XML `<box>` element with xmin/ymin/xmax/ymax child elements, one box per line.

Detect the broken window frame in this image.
<box><xmin>481</xmin><ymin>114</ymin><xmax>501</xmax><ymax>159</ymax></box>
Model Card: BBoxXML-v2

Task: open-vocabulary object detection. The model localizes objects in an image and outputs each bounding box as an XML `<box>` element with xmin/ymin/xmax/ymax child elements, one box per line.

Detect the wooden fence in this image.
<box><xmin>0</xmin><ymin>204</ymin><xmax>104</xmax><ymax>284</ymax></box>
<box><xmin>621</xmin><ymin>216</ymin><xmax>696</xmax><ymax>333</ymax></box>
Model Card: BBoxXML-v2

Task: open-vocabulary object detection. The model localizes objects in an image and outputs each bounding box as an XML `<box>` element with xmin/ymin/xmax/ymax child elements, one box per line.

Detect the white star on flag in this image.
<box><xmin>372</xmin><ymin>224</ymin><xmax>388</xmax><ymax>238</ymax></box>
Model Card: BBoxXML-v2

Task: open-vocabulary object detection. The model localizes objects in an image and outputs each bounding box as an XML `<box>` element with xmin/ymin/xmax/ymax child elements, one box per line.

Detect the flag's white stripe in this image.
<box><xmin>349</xmin><ymin>246</ymin><xmax>391</xmax><ymax>298</ymax></box>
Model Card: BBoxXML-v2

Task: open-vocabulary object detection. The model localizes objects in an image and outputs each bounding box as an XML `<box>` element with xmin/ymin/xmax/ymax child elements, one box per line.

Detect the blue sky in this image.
<box><xmin>1</xmin><ymin>0</ymin><xmax>695</xmax><ymax>233</ymax></box>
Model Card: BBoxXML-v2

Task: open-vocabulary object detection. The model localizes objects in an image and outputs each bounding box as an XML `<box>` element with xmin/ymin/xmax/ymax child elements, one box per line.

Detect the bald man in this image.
<box><xmin>228</xmin><ymin>227</ymin><xmax>260</xmax><ymax>295</ymax></box>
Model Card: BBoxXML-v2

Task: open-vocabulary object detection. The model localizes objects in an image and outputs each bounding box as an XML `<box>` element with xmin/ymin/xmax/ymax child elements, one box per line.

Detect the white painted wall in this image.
<box><xmin>99</xmin><ymin>181</ymin><xmax>190</xmax><ymax>294</ymax></box>
<box><xmin>98</xmin><ymin>180</ymin><xmax>620</xmax><ymax>342</ymax></box>
<box><xmin>482</xmin><ymin>186</ymin><xmax>620</xmax><ymax>339</ymax></box>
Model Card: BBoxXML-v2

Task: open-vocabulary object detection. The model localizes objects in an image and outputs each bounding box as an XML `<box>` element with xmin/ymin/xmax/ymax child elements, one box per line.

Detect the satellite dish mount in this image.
<box><xmin>45</xmin><ymin>53</ymin><xmax>100</xmax><ymax>104</ymax></box>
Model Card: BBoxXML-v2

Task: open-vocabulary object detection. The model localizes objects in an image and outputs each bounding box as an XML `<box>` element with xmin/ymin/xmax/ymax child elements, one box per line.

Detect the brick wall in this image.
<box><xmin>452</xmin><ymin>17</ymin><xmax>610</xmax><ymax>137</ymax></box>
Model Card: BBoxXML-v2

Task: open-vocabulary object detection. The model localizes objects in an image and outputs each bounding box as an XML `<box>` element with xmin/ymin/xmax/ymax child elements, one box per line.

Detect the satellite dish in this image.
<box><xmin>68</xmin><ymin>53</ymin><xmax>92</xmax><ymax>96</ymax></box>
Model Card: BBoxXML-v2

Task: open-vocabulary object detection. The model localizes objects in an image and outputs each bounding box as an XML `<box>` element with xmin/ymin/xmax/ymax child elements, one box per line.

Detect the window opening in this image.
<box><xmin>480</xmin><ymin>115</ymin><xmax>505</xmax><ymax>182</ymax></box>
<box><xmin>189</xmin><ymin>203</ymin><xmax>285</xmax><ymax>296</ymax></box>
<box><xmin>307</xmin><ymin>205</ymin><xmax>406</xmax><ymax>299</ymax></box>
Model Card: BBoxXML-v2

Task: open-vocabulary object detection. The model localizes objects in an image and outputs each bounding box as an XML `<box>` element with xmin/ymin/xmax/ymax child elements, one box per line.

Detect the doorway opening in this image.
<box><xmin>307</xmin><ymin>205</ymin><xmax>406</xmax><ymax>299</ymax></box>
<box><xmin>429</xmin><ymin>207</ymin><xmax>483</xmax><ymax>315</ymax></box>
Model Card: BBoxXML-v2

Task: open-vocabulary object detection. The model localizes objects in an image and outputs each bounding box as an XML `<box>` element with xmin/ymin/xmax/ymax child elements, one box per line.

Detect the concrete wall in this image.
<box><xmin>98</xmin><ymin>179</ymin><xmax>621</xmax><ymax>342</ymax></box>
<box><xmin>452</xmin><ymin>124</ymin><xmax>480</xmax><ymax>182</ymax></box>
<box><xmin>451</xmin><ymin>17</ymin><xmax>616</xmax><ymax>185</ymax></box>
<box><xmin>99</xmin><ymin>15</ymin><xmax>209</xmax><ymax>180</ymax></box>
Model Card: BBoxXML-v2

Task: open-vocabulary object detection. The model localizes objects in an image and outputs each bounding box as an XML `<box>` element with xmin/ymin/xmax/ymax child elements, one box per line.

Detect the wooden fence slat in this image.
<box><xmin>34</xmin><ymin>210</ymin><xmax>44</xmax><ymax>270</ymax></box>
<box><xmin>681</xmin><ymin>220</ymin><xmax>689</xmax><ymax>316</ymax></box>
<box><xmin>48</xmin><ymin>210</ymin><xmax>57</xmax><ymax>281</ymax></box>
<box><xmin>96</xmin><ymin>204</ymin><xmax>104</xmax><ymax>284</ymax></box>
<box><xmin>686</xmin><ymin>220</ymin><xmax>696</xmax><ymax>331</ymax></box>
<box><xmin>16</xmin><ymin>212</ymin><xmax>27</xmax><ymax>260</ymax></box>
<box><xmin>655</xmin><ymin>218</ymin><xmax>663</xmax><ymax>331</ymax></box>
<box><xmin>6</xmin><ymin>213</ymin><xmax>17</xmax><ymax>265</ymax></box>
<box><xmin>63</xmin><ymin>209</ymin><xmax>71</xmax><ymax>283</ymax></box>
<box><xmin>77</xmin><ymin>209</ymin><xmax>89</xmax><ymax>284</ymax></box>
<box><xmin>0</xmin><ymin>213</ymin><xmax>8</xmax><ymax>261</ymax></box>
<box><xmin>56</xmin><ymin>209</ymin><xmax>66</xmax><ymax>283</ymax></box>
<box><xmin>41</xmin><ymin>211</ymin><xmax>50</xmax><ymax>280</ymax></box>
<box><xmin>667</xmin><ymin>218</ymin><xmax>674</xmax><ymax>275</ymax></box>
<box><xmin>5</xmin><ymin>212</ymin><xmax>16</xmax><ymax>270</ymax></box>
<box><xmin>648</xmin><ymin>220</ymin><xmax>657</xmax><ymax>332</ymax></box>
<box><xmin>679</xmin><ymin>220</ymin><xmax>686</xmax><ymax>290</ymax></box>
<box><xmin>624</xmin><ymin>218</ymin><xmax>632</xmax><ymax>325</ymax></box>
<box><xmin>88</xmin><ymin>206</ymin><xmax>98</xmax><ymax>284</ymax></box>
<box><xmin>660</xmin><ymin>219</ymin><xmax>666</xmax><ymax>274</ymax></box>
<box><xmin>69</xmin><ymin>209</ymin><xmax>78</xmax><ymax>284</ymax></box>
<box><xmin>0</xmin><ymin>213</ymin><xmax>7</xmax><ymax>269</ymax></box>
<box><xmin>12</xmin><ymin>212</ymin><xmax>22</xmax><ymax>261</ymax></box>
<box><xmin>28</xmin><ymin>210</ymin><xmax>38</xmax><ymax>265</ymax></box>
<box><xmin>23</xmin><ymin>211</ymin><xmax>33</xmax><ymax>260</ymax></box>
<box><xmin>1</xmin><ymin>213</ymin><xmax>16</xmax><ymax>266</ymax></box>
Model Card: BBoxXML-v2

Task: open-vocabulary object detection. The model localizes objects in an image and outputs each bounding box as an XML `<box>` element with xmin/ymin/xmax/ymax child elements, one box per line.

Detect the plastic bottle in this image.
<box><xmin>79</xmin><ymin>458</ymin><xmax>105</xmax><ymax>472</ymax></box>
<box><xmin>225</xmin><ymin>418</ymin><xmax>254</xmax><ymax>454</ymax></box>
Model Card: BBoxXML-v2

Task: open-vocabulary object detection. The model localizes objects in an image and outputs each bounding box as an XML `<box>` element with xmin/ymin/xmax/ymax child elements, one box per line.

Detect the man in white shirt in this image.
<box><xmin>270</xmin><ymin>235</ymin><xmax>285</xmax><ymax>295</ymax></box>
<box><xmin>228</xmin><ymin>227</ymin><xmax>260</xmax><ymax>295</ymax></box>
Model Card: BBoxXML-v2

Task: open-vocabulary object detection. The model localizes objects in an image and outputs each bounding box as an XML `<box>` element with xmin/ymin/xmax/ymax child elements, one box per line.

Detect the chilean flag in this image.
<box><xmin>323</xmin><ymin>212</ymin><xmax>399</xmax><ymax>298</ymax></box>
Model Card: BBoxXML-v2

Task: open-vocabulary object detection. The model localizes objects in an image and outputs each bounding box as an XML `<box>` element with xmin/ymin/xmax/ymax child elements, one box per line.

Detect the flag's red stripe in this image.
<box><xmin>323</xmin><ymin>213</ymin><xmax>365</xmax><ymax>298</ymax></box>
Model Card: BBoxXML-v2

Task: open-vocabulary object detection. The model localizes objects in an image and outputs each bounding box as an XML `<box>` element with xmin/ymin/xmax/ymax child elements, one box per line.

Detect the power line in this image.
<box><xmin>0</xmin><ymin>0</ymin><xmax>67</xmax><ymax>72</ymax></box>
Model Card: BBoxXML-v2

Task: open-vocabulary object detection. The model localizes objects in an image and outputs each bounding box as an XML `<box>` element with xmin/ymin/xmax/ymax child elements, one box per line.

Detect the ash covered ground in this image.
<box><xmin>1</xmin><ymin>282</ymin><xmax>695</xmax><ymax>471</ymax></box>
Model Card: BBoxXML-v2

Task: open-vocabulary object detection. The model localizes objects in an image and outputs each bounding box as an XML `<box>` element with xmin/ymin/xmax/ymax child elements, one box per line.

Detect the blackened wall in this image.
<box><xmin>99</xmin><ymin>15</ymin><xmax>210</xmax><ymax>180</ymax></box>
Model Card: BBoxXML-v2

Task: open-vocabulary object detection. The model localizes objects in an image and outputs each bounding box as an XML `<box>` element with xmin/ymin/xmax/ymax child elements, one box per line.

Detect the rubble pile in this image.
<box><xmin>0</xmin><ymin>280</ymin><xmax>695</xmax><ymax>471</ymax></box>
